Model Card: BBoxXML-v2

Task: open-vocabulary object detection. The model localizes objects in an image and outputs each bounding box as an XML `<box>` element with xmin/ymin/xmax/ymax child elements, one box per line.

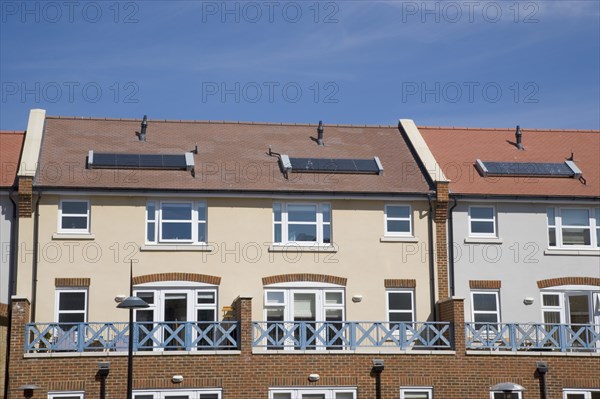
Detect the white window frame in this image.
<box><xmin>541</xmin><ymin>291</ymin><xmax>565</xmax><ymax>324</ymax></box>
<box><xmin>269</xmin><ymin>387</ymin><xmax>357</xmax><ymax>399</ymax></box>
<box><xmin>133</xmin><ymin>285</ymin><xmax>218</xmax><ymax>324</ymax></box>
<box><xmin>563</xmin><ymin>389</ymin><xmax>600</xmax><ymax>399</ymax></box>
<box><xmin>470</xmin><ymin>290</ymin><xmax>500</xmax><ymax>325</ymax></box>
<box><xmin>146</xmin><ymin>200</ymin><xmax>207</xmax><ymax>244</ymax></box>
<box><xmin>273</xmin><ymin>202</ymin><xmax>332</xmax><ymax>246</ymax></box>
<box><xmin>58</xmin><ymin>199</ymin><xmax>90</xmax><ymax>233</ymax></box>
<box><xmin>540</xmin><ymin>289</ymin><xmax>600</xmax><ymax>325</ymax></box>
<box><xmin>48</xmin><ymin>391</ymin><xmax>85</xmax><ymax>399</ymax></box>
<box><xmin>490</xmin><ymin>392</ymin><xmax>522</xmax><ymax>399</ymax></box>
<box><xmin>263</xmin><ymin>287</ymin><xmax>345</xmax><ymax>322</ymax></box>
<box><xmin>133</xmin><ymin>388</ymin><xmax>222</xmax><ymax>399</ymax></box>
<box><xmin>55</xmin><ymin>288</ymin><xmax>88</xmax><ymax>323</ymax></box>
<box><xmin>547</xmin><ymin>207</ymin><xmax>599</xmax><ymax>248</ymax></box>
<box><xmin>384</xmin><ymin>204</ymin><xmax>413</xmax><ymax>237</ymax></box>
<box><xmin>400</xmin><ymin>387</ymin><xmax>433</xmax><ymax>399</ymax></box>
<box><xmin>386</xmin><ymin>289</ymin><xmax>415</xmax><ymax>324</ymax></box>
<box><xmin>468</xmin><ymin>205</ymin><xmax>497</xmax><ymax>237</ymax></box>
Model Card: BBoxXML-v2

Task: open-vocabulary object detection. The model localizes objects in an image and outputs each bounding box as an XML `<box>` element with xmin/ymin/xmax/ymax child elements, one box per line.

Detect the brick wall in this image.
<box><xmin>434</xmin><ymin>181</ymin><xmax>450</xmax><ymax>300</ymax></box>
<box><xmin>0</xmin><ymin>302</ymin><xmax>8</xmax><ymax>397</ymax></box>
<box><xmin>7</xmin><ymin>297</ymin><xmax>600</xmax><ymax>399</ymax></box>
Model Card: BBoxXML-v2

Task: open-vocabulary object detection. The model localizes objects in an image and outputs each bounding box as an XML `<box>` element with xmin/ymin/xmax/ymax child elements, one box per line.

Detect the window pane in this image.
<box><xmin>287</xmin><ymin>204</ymin><xmax>317</xmax><ymax>222</ymax></box>
<box><xmin>197</xmin><ymin>291</ymin><xmax>215</xmax><ymax>304</ymax></box>
<box><xmin>162</xmin><ymin>222</ymin><xmax>192</xmax><ymax>240</ymax></box>
<box><xmin>273</xmin><ymin>203</ymin><xmax>282</xmax><ymax>222</ymax></box>
<box><xmin>198</xmin><ymin>223</ymin><xmax>206</xmax><ymax>242</ymax></box>
<box><xmin>273</xmin><ymin>394</ymin><xmax>292</xmax><ymax>399</ymax></box>
<box><xmin>198</xmin><ymin>202</ymin><xmax>206</xmax><ymax>221</ymax></box>
<box><xmin>62</xmin><ymin>216</ymin><xmax>87</xmax><ymax>229</ymax></box>
<box><xmin>548</xmin><ymin>227</ymin><xmax>556</xmax><ymax>246</ymax></box>
<box><xmin>389</xmin><ymin>292</ymin><xmax>412</xmax><ymax>311</ymax></box>
<box><xmin>546</xmin><ymin>208</ymin><xmax>555</xmax><ymax>225</ymax></box>
<box><xmin>59</xmin><ymin>292</ymin><xmax>85</xmax><ymax>311</ymax></box>
<box><xmin>326</xmin><ymin>308</ymin><xmax>343</xmax><ymax>321</ymax></box>
<box><xmin>322</xmin><ymin>204</ymin><xmax>331</xmax><ymax>223</ymax></box>
<box><xmin>199</xmin><ymin>395</ymin><xmax>219</xmax><ymax>399</ymax></box>
<box><xmin>58</xmin><ymin>313</ymin><xmax>85</xmax><ymax>323</ymax></box>
<box><xmin>147</xmin><ymin>222</ymin><xmax>155</xmax><ymax>242</ymax></box>
<box><xmin>562</xmin><ymin>209</ymin><xmax>589</xmax><ymax>226</ymax></box>
<box><xmin>137</xmin><ymin>292</ymin><xmax>154</xmax><ymax>305</ymax></box>
<box><xmin>146</xmin><ymin>203</ymin><xmax>155</xmax><ymax>221</ymax></box>
<box><xmin>543</xmin><ymin>311</ymin><xmax>561</xmax><ymax>324</ymax></box>
<box><xmin>565</xmin><ymin>395</ymin><xmax>586</xmax><ymax>399</ymax></box>
<box><xmin>274</xmin><ymin>224</ymin><xmax>282</xmax><ymax>243</ymax></box>
<box><xmin>267</xmin><ymin>291</ymin><xmax>284</xmax><ymax>305</ymax></box>
<box><xmin>267</xmin><ymin>308</ymin><xmax>284</xmax><ymax>321</ymax></box>
<box><xmin>197</xmin><ymin>309</ymin><xmax>215</xmax><ymax>322</ymax></box>
<box><xmin>474</xmin><ymin>313</ymin><xmax>498</xmax><ymax>323</ymax></box>
<box><xmin>470</xmin><ymin>207</ymin><xmax>494</xmax><ymax>219</ymax></box>
<box><xmin>390</xmin><ymin>312</ymin><xmax>412</xmax><ymax>322</ymax></box>
<box><xmin>62</xmin><ymin>201</ymin><xmax>88</xmax><ymax>214</ymax></box>
<box><xmin>473</xmin><ymin>293</ymin><xmax>497</xmax><ymax>311</ymax></box>
<box><xmin>404</xmin><ymin>392</ymin><xmax>431</xmax><ymax>399</ymax></box>
<box><xmin>542</xmin><ymin>294</ymin><xmax>559</xmax><ymax>307</ymax></box>
<box><xmin>323</xmin><ymin>224</ymin><xmax>331</xmax><ymax>244</ymax></box>
<box><xmin>288</xmin><ymin>224</ymin><xmax>317</xmax><ymax>242</ymax></box>
<box><xmin>162</xmin><ymin>203</ymin><xmax>192</xmax><ymax>220</ymax></box>
<box><xmin>387</xmin><ymin>220</ymin><xmax>410</xmax><ymax>233</ymax></box>
<box><xmin>326</xmin><ymin>292</ymin><xmax>343</xmax><ymax>305</ymax></box>
<box><xmin>136</xmin><ymin>309</ymin><xmax>154</xmax><ymax>322</ymax></box>
<box><xmin>387</xmin><ymin>205</ymin><xmax>410</xmax><ymax>219</ymax></box>
<box><xmin>336</xmin><ymin>393</ymin><xmax>354</xmax><ymax>399</ymax></box>
<box><xmin>562</xmin><ymin>228</ymin><xmax>590</xmax><ymax>245</ymax></box>
<box><xmin>471</xmin><ymin>221</ymin><xmax>494</xmax><ymax>234</ymax></box>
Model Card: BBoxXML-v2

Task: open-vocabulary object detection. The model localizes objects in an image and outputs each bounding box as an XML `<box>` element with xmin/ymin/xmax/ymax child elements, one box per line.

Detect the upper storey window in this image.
<box><xmin>547</xmin><ymin>207</ymin><xmax>599</xmax><ymax>248</ymax></box>
<box><xmin>146</xmin><ymin>200</ymin><xmax>207</xmax><ymax>244</ymax></box>
<box><xmin>58</xmin><ymin>200</ymin><xmax>90</xmax><ymax>233</ymax></box>
<box><xmin>273</xmin><ymin>203</ymin><xmax>331</xmax><ymax>245</ymax></box>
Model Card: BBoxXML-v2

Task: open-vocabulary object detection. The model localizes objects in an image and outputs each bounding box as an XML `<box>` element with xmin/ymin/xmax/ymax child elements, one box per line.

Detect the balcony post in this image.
<box><xmin>438</xmin><ymin>297</ymin><xmax>464</xmax><ymax>353</ymax></box>
<box><xmin>230</xmin><ymin>296</ymin><xmax>252</xmax><ymax>353</ymax></box>
<box><xmin>8</xmin><ymin>297</ymin><xmax>32</xmax><ymax>397</ymax></box>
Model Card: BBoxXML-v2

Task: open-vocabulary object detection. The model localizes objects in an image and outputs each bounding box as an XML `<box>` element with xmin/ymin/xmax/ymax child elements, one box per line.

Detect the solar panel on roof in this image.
<box><xmin>88</xmin><ymin>151</ymin><xmax>192</xmax><ymax>171</ymax></box>
<box><xmin>279</xmin><ymin>155</ymin><xmax>383</xmax><ymax>176</ymax></box>
<box><xmin>476</xmin><ymin>159</ymin><xmax>581</xmax><ymax>178</ymax></box>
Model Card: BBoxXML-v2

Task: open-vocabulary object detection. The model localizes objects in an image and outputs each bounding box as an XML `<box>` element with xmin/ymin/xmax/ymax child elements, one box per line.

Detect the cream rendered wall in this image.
<box><xmin>32</xmin><ymin>195</ymin><xmax>433</xmax><ymax>324</ymax></box>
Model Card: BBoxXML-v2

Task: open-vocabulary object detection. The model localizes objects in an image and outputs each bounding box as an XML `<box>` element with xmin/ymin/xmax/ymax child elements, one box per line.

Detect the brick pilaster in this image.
<box><xmin>438</xmin><ymin>297</ymin><xmax>464</xmax><ymax>353</ymax></box>
<box><xmin>17</xmin><ymin>176</ymin><xmax>33</xmax><ymax>218</ymax></box>
<box><xmin>7</xmin><ymin>298</ymin><xmax>30</xmax><ymax>398</ymax></box>
<box><xmin>434</xmin><ymin>181</ymin><xmax>450</xmax><ymax>300</ymax></box>
<box><xmin>230</xmin><ymin>296</ymin><xmax>252</xmax><ymax>354</ymax></box>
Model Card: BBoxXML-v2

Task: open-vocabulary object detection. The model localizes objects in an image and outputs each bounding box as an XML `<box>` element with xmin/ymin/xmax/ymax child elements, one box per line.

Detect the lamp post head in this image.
<box><xmin>117</xmin><ymin>296</ymin><xmax>149</xmax><ymax>310</ymax></box>
<box><xmin>18</xmin><ymin>384</ymin><xmax>39</xmax><ymax>398</ymax></box>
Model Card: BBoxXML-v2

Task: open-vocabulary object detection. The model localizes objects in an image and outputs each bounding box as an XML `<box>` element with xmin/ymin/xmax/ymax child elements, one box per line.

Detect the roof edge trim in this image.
<box><xmin>398</xmin><ymin>119</ymin><xmax>448</xmax><ymax>183</ymax></box>
<box><xmin>18</xmin><ymin>109</ymin><xmax>46</xmax><ymax>177</ymax></box>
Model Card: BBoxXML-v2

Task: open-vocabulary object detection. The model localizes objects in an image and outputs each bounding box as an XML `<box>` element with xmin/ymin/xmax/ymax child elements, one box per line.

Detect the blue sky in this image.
<box><xmin>1</xmin><ymin>1</ymin><xmax>599</xmax><ymax>130</ymax></box>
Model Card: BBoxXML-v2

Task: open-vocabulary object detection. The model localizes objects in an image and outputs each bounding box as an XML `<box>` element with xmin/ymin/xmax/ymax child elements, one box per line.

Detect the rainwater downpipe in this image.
<box><xmin>30</xmin><ymin>192</ymin><xmax>42</xmax><ymax>321</ymax></box>
<box><xmin>448</xmin><ymin>197</ymin><xmax>458</xmax><ymax>296</ymax></box>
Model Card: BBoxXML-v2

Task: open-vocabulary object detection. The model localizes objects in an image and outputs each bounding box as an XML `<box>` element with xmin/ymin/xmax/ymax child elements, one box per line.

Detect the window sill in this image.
<box><xmin>268</xmin><ymin>244</ymin><xmax>337</xmax><ymax>253</ymax></box>
<box><xmin>544</xmin><ymin>248</ymin><xmax>600</xmax><ymax>256</ymax></box>
<box><xmin>380</xmin><ymin>236</ymin><xmax>419</xmax><ymax>243</ymax></box>
<box><xmin>464</xmin><ymin>237</ymin><xmax>503</xmax><ymax>244</ymax></box>
<box><xmin>140</xmin><ymin>244</ymin><xmax>213</xmax><ymax>252</ymax></box>
<box><xmin>52</xmin><ymin>233</ymin><xmax>95</xmax><ymax>240</ymax></box>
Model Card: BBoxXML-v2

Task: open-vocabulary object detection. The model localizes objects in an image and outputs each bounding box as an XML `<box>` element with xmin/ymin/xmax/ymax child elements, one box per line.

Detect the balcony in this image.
<box><xmin>25</xmin><ymin>321</ymin><xmax>238</xmax><ymax>353</ymax></box>
<box><xmin>466</xmin><ymin>322</ymin><xmax>600</xmax><ymax>352</ymax></box>
<box><xmin>252</xmin><ymin>321</ymin><xmax>453</xmax><ymax>351</ymax></box>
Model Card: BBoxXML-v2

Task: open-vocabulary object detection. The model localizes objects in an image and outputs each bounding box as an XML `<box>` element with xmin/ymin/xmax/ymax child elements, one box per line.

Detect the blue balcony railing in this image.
<box><xmin>466</xmin><ymin>322</ymin><xmax>600</xmax><ymax>352</ymax></box>
<box><xmin>25</xmin><ymin>321</ymin><xmax>238</xmax><ymax>353</ymax></box>
<box><xmin>252</xmin><ymin>321</ymin><xmax>452</xmax><ymax>350</ymax></box>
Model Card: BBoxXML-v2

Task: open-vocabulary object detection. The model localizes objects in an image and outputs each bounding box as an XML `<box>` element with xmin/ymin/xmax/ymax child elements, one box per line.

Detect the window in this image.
<box><xmin>269</xmin><ymin>388</ymin><xmax>356</xmax><ymax>399</ymax></box>
<box><xmin>59</xmin><ymin>200</ymin><xmax>90</xmax><ymax>233</ymax></box>
<box><xmin>541</xmin><ymin>291</ymin><xmax>599</xmax><ymax>325</ymax></box>
<box><xmin>146</xmin><ymin>200</ymin><xmax>207</xmax><ymax>244</ymax></box>
<box><xmin>387</xmin><ymin>290</ymin><xmax>415</xmax><ymax>324</ymax></box>
<box><xmin>468</xmin><ymin>206</ymin><xmax>496</xmax><ymax>237</ymax></box>
<box><xmin>547</xmin><ymin>207</ymin><xmax>599</xmax><ymax>248</ymax></box>
<box><xmin>55</xmin><ymin>289</ymin><xmax>87</xmax><ymax>323</ymax></box>
<box><xmin>563</xmin><ymin>389</ymin><xmax>600</xmax><ymax>399</ymax></box>
<box><xmin>385</xmin><ymin>204</ymin><xmax>412</xmax><ymax>236</ymax></box>
<box><xmin>400</xmin><ymin>388</ymin><xmax>433</xmax><ymax>399</ymax></box>
<box><xmin>48</xmin><ymin>392</ymin><xmax>84</xmax><ymax>399</ymax></box>
<box><xmin>133</xmin><ymin>389</ymin><xmax>221</xmax><ymax>399</ymax></box>
<box><xmin>471</xmin><ymin>291</ymin><xmax>500</xmax><ymax>328</ymax></box>
<box><xmin>273</xmin><ymin>203</ymin><xmax>331</xmax><ymax>245</ymax></box>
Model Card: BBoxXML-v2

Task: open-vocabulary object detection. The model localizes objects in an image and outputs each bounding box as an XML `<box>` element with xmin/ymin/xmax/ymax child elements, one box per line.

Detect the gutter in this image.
<box><xmin>427</xmin><ymin>194</ymin><xmax>437</xmax><ymax>320</ymax></box>
<box><xmin>448</xmin><ymin>197</ymin><xmax>458</xmax><ymax>296</ymax></box>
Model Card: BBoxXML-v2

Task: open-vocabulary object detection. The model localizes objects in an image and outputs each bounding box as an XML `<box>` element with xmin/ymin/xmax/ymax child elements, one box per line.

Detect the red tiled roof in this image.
<box><xmin>0</xmin><ymin>130</ymin><xmax>25</xmax><ymax>188</ymax></box>
<box><xmin>419</xmin><ymin>126</ymin><xmax>600</xmax><ymax>198</ymax></box>
<box><xmin>34</xmin><ymin>117</ymin><xmax>431</xmax><ymax>194</ymax></box>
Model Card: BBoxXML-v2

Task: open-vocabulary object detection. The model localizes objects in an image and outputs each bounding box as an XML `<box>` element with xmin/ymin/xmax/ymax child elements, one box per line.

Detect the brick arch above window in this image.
<box><xmin>262</xmin><ymin>273</ymin><xmax>347</xmax><ymax>286</ymax></box>
<box><xmin>133</xmin><ymin>273</ymin><xmax>221</xmax><ymax>286</ymax></box>
<box><xmin>537</xmin><ymin>277</ymin><xmax>600</xmax><ymax>289</ymax></box>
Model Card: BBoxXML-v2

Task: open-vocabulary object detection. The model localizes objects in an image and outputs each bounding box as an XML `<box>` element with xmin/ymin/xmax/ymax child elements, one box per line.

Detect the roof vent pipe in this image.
<box><xmin>516</xmin><ymin>125</ymin><xmax>523</xmax><ymax>150</ymax></box>
<box><xmin>140</xmin><ymin>115</ymin><xmax>148</xmax><ymax>141</ymax></box>
<box><xmin>317</xmin><ymin>120</ymin><xmax>324</xmax><ymax>146</ymax></box>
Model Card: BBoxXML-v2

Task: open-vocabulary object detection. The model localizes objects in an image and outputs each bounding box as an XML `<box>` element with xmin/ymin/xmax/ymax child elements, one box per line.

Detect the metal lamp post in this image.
<box><xmin>117</xmin><ymin>262</ymin><xmax>149</xmax><ymax>399</ymax></box>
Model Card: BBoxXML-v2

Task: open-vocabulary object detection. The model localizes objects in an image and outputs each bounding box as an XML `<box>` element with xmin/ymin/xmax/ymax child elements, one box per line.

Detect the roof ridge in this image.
<box><xmin>418</xmin><ymin>125</ymin><xmax>600</xmax><ymax>133</ymax></box>
<box><xmin>45</xmin><ymin>115</ymin><xmax>397</xmax><ymax>129</ymax></box>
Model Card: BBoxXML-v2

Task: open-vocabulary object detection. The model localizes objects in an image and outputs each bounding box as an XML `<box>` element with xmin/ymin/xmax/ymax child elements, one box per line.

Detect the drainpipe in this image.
<box><xmin>30</xmin><ymin>192</ymin><xmax>41</xmax><ymax>321</ymax></box>
<box><xmin>371</xmin><ymin>360</ymin><xmax>384</xmax><ymax>399</ymax></box>
<box><xmin>448</xmin><ymin>197</ymin><xmax>458</xmax><ymax>296</ymax></box>
<box><xmin>5</xmin><ymin>190</ymin><xmax>19</xmax><ymax>399</ymax></box>
<box><xmin>536</xmin><ymin>362</ymin><xmax>549</xmax><ymax>399</ymax></box>
<box><xmin>427</xmin><ymin>195</ymin><xmax>437</xmax><ymax>320</ymax></box>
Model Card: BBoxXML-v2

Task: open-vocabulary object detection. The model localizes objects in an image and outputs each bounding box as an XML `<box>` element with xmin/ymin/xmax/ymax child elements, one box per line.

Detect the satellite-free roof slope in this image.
<box><xmin>0</xmin><ymin>130</ymin><xmax>25</xmax><ymax>188</ymax></box>
<box><xmin>35</xmin><ymin>116</ymin><xmax>431</xmax><ymax>194</ymax></box>
<box><xmin>419</xmin><ymin>126</ymin><xmax>600</xmax><ymax>198</ymax></box>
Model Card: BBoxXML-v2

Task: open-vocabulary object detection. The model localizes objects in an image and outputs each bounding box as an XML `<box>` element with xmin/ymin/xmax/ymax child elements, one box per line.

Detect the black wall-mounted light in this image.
<box><xmin>17</xmin><ymin>384</ymin><xmax>39</xmax><ymax>398</ymax></box>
